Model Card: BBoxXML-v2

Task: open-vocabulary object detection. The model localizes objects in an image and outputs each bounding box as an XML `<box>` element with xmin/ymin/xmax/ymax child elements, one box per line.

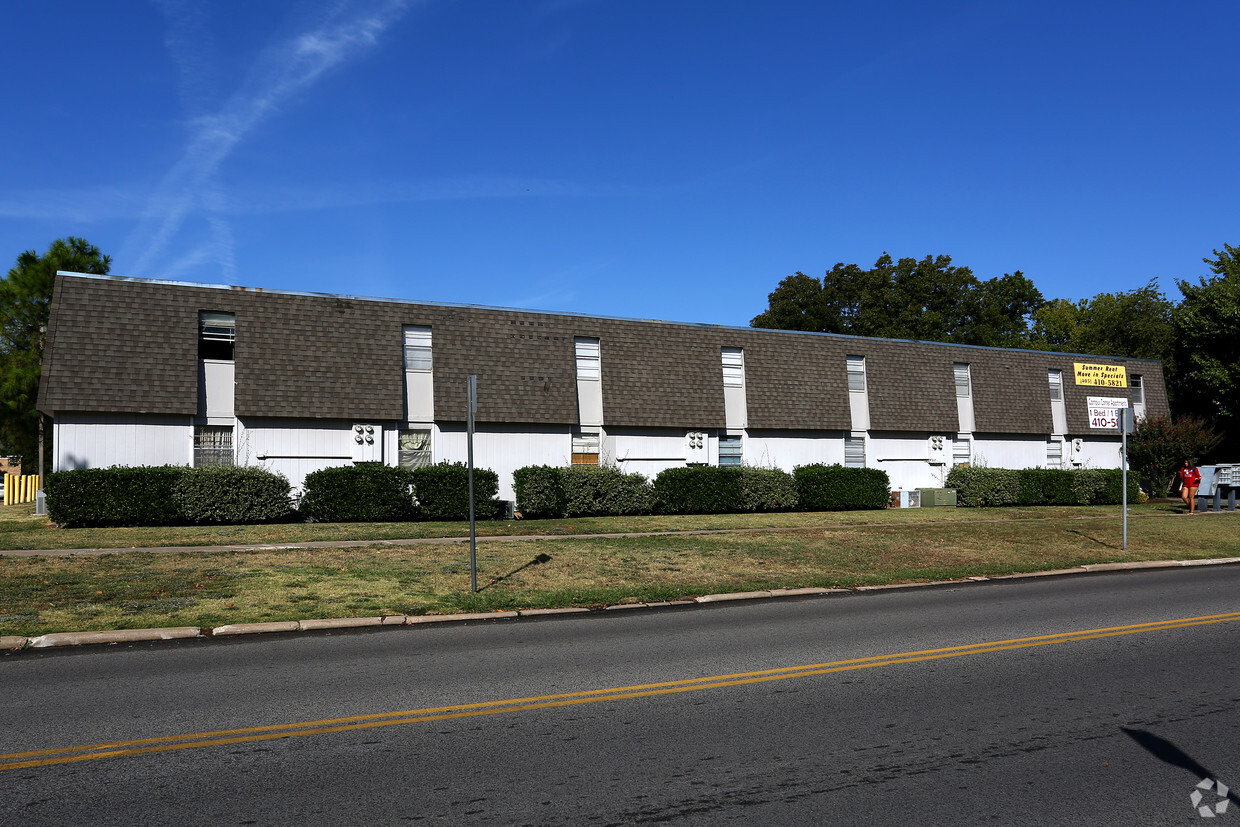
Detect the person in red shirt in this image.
<box><xmin>1177</xmin><ymin>459</ymin><xmax>1202</xmax><ymax>514</ymax></box>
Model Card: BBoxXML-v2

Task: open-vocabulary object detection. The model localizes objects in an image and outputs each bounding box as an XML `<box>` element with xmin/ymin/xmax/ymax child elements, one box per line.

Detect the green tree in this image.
<box><xmin>751</xmin><ymin>253</ymin><xmax>1043</xmax><ymax>347</ymax></box>
<box><xmin>1028</xmin><ymin>280</ymin><xmax>1175</xmax><ymax>364</ymax></box>
<box><xmin>1173</xmin><ymin>245</ymin><xmax>1240</xmax><ymax>443</ymax></box>
<box><xmin>1127</xmin><ymin>414</ymin><xmax>1221</xmax><ymax>496</ymax></box>
<box><xmin>0</xmin><ymin>238</ymin><xmax>111</xmax><ymax>472</ymax></box>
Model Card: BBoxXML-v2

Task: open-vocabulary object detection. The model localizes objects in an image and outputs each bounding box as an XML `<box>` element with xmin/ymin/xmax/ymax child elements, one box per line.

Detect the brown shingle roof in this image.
<box><xmin>38</xmin><ymin>274</ymin><xmax>1171</xmax><ymax>435</ymax></box>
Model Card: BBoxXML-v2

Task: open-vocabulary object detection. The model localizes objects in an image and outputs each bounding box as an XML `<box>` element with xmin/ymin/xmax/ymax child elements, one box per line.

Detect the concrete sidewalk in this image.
<box><xmin>5</xmin><ymin>555</ymin><xmax>1239</xmax><ymax>653</ymax></box>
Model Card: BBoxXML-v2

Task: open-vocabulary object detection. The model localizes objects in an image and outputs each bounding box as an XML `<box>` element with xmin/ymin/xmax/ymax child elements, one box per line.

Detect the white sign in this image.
<box><xmin>1087</xmin><ymin>396</ymin><xmax>1129</xmax><ymax>430</ymax></box>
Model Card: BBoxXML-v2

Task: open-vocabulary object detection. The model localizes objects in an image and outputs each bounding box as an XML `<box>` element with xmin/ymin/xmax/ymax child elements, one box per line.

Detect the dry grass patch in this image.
<box><xmin>0</xmin><ymin>500</ymin><xmax>1192</xmax><ymax>551</ymax></box>
<box><xmin>3</xmin><ymin>510</ymin><xmax>1236</xmax><ymax>637</ymax></box>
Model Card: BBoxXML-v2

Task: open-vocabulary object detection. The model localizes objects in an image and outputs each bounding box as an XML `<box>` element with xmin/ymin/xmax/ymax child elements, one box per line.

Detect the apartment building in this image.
<box><xmin>37</xmin><ymin>273</ymin><xmax>1169</xmax><ymax>501</ymax></box>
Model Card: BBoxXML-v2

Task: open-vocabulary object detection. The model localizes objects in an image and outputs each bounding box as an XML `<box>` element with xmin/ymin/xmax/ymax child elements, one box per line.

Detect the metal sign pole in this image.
<box><xmin>467</xmin><ymin>375</ymin><xmax>478</xmax><ymax>593</ymax></box>
<box><xmin>1120</xmin><ymin>408</ymin><xmax>1133</xmax><ymax>550</ymax></box>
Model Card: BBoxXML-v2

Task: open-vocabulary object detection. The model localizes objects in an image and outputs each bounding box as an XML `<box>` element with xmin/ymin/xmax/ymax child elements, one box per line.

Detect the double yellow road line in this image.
<box><xmin>6</xmin><ymin>610</ymin><xmax>1240</xmax><ymax>772</ymax></box>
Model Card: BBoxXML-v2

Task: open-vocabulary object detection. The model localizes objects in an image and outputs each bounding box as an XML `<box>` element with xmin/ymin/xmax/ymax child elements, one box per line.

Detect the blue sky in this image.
<box><xmin>3</xmin><ymin>1</ymin><xmax>1237</xmax><ymax>327</ymax></box>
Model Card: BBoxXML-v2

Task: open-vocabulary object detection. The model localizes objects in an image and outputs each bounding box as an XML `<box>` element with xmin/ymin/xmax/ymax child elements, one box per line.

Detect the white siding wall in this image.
<box><xmin>237</xmin><ymin>419</ymin><xmax>355</xmax><ymax>491</ymax></box>
<box><xmin>610</xmin><ymin>428</ymin><xmax>690</xmax><ymax>481</ymax></box>
<box><xmin>869</xmin><ymin>433</ymin><xmax>939</xmax><ymax>490</ymax></box>
<box><xmin>972</xmin><ymin>435</ymin><xmax>1048</xmax><ymax>471</ymax></box>
<box><xmin>437</xmin><ymin>424</ymin><xmax>571</xmax><ymax>502</ymax></box>
<box><xmin>1072</xmin><ymin>437</ymin><xmax>1123</xmax><ymax>470</ymax></box>
<box><xmin>55</xmin><ymin>414</ymin><xmax>192</xmax><ymax>470</ymax></box>
<box><xmin>743</xmin><ymin>431</ymin><xmax>845</xmax><ymax>472</ymax></box>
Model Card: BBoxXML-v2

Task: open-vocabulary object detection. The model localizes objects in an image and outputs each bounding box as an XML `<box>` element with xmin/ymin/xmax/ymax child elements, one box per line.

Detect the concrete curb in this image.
<box><xmin>25</xmin><ymin>627</ymin><xmax>201</xmax><ymax>649</ymax></box>
<box><xmin>7</xmin><ymin>557</ymin><xmax>1240</xmax><ymax>652</ymax></box>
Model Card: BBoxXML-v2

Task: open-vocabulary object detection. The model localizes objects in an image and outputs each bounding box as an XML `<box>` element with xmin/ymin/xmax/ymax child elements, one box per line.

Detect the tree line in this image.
<box><xmin>751</xmin><ymin>249</ymin><xmax>1239</xmax><ymax>458</ymax></box>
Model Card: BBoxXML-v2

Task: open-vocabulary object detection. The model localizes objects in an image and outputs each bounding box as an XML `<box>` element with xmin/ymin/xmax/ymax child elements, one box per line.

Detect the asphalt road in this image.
<box><xmin>4</xmin><ymin>566</ymin><xmax>1240</xmax><ymax>825</ymax></box>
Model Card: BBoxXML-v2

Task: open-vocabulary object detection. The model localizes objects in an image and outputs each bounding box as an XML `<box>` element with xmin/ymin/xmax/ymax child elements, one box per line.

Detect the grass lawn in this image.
<box><xmin>2</xmin><ymin>502</ymin><xmax>1236</xmax><ymax>637</ymax></box>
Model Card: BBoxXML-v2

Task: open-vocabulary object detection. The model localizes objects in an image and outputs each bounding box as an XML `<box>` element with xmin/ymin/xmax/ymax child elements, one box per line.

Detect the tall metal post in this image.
<box><xmin>1120</xmin><ymin>408</ymin><xmax>1133</xmax><ymax>550</ymax></box>
<box><xmin>36</xmin><ymin>323</ymin><xmax>47</xmax><ymax>516</ymax></box>
<box><xmin>467</xmin><ymin>375</ymin><xmax>478</xmax><ymax>593</ymax></box>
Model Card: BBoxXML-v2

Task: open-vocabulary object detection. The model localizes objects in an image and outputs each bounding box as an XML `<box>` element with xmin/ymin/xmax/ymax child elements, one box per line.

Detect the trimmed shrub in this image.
<box><xmin>45</xmin><ymin>466</ymin><xmax>190</xmax><ymax>527</ymax></box>
<box><xmin>174</xmin><ymin>466</ymin><xmax>293</xmax><ymax>524</ymax></box>
<box><xmin>653</xmin><ymin>467</ymin><xmax>744</xmax><ymax>514</ymax></box>
<box><xmin>409</xmin><ymin>462</ymin><xmax>500</xmax><ymax>521</ymax></box>
<box><xmin>513</xmin><ymin>465</ymin><xmax>568</xmax><ymax>519</ymax></box>
<box><xmin>299</xmin><ymin>464</ymin><xmax>418</xmax><ymax>522</ymax></box>
<box><xmin>1014</xmin><ymin>469</ymin><xmax>1077</xmax><ymax>506</ymax></box>
<box><xmin>948</xmin><ymin>466</ymin><xmax>1142</xmax><ymax>507</ymax></box>
<box><xmin>561</xmin><ymin>466</ymin><xmax>656</xmax><ymax>517</ymax></box>
<box><xmin>1071</xmin><ymin>468</ymin><xmax>1106</xmax><ymax>505</ymax></box>
<box><xmin>739</xmin><ymin>467</ymin><xmax>799</xmax><ymax>512</ymax></box>
<box><xmin>1096</xmin><ymin>468</ymin><xmax>1141</xmax><ymax>505</ymax></box>
<box><xmin>793</xmin><ymin>464</ymin><xmax>890</xmax><ymax>511</ymax></box>
<box><xmin>945</xmin><ymin>466</ymin><xmax>1021</xmax><ymax>507</ymax></box>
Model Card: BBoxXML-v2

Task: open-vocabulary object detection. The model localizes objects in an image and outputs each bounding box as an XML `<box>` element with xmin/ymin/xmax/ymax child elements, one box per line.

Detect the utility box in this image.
<box><xmin>918</xmin><ymin>487</ymin><xmax>957</xmax><ymax>507</ymax></box>
<box><xmin>351</xmin><ymin>423</ymin><xmax>383</xmax><ymax>463</ymax></box>
<box><xmin>685</xmin><ymin>431</ymin><xmax>709</xmax><ymax>465</ymax></box>
<box><xmin>890</xmin><ymin>490</ymin><xmax>921</xmax><ymax>508</ymax></box>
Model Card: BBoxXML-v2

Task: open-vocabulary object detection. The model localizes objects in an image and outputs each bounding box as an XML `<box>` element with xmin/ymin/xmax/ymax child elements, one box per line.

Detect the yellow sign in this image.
<box><xmin>1074</xmin><ymin>362</ymin><xmax>1127</xmax><ymax>388</ymax></box>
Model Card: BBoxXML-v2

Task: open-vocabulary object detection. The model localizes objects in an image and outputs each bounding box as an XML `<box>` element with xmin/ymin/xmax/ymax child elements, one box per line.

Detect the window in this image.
<box><xmin>1131</xmin><ymin>375</ymin><xmax>1144</xmax><ymax>405</ymax></box>
<box><xmin>398</xmin><ymin>429</ymin><xmax>431</xmax><ymax>469</ymax></box>
<box><xmin>719</xmin><ymin>434</ymin><xmax>742</xmax><ymax>466</ymax></box>
<box><xmin>572</xmin><ymin>429</ymin><xmax>599</xmax><ymax>466</ymax></box>
<box><xmin>1048</xmin><ymin>369</ymin><xmax>1063</xmax><ymax>402</ymax></box>
<box><xmin>1046</xmin><ymin>438</ymin><xmax>1064</xmax><ymax>469</ymax></box>
<box><xmin>846</xmin><ymin>356</ymin><xmax>866</xmax><ymax>392</ymax></box>
<box><xmin>844</xmin><ymin>435</ymin><xmax>865</xmax><ymax>468</ymax></box>
<box><xmin>194</xmin><ymin>425</ymin><xmax>234</xmax><ymax>467</ymax></box>
<box><xmin>403</xmin><ymin>326</ymin><xmax>432</xmax><ymax>372</ymax></box>
<box><xmin>574</xmin><ymin>338</ymin><xmax>600</xmax><ymax>381</ymax></box>
<box><xmin>953</xmin><ymin>363</ymin><xmax>972</xmax><ymax>398</ymax></box>
<box><xmin>952</xmin><ymin>437</ymin><xmax>971</xmax><ymax>467</ymax></box>
<box><xmin>722</xmin><ymin>348</ymin><xmax>744</xmax><ymax>388</ymax></box>
<box><xmin>199</xmin><ymin>312</ymin><xmax>235</xmax><ymax>360</ymax></box>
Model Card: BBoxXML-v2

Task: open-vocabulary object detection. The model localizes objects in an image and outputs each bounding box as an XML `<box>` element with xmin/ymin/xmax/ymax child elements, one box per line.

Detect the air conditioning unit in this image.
<box><xmin>928</xmin><ymin>435</ymin><xmax>949</xmax><ymax>465</ymax></box>
<box><xmin>918</xmin><ymin>487</ymin><xmax>957</xmax><ymax>507</ymax></box>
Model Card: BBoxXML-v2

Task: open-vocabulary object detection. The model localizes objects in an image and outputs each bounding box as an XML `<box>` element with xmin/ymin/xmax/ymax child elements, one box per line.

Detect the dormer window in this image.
<box><xmin>199</xmin><ymin>311</ymin><xmax>235</xmax><ymax>360</ymax></box>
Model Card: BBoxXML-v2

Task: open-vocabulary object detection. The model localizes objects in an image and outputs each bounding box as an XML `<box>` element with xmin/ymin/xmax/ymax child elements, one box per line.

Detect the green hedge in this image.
<box><xmin>45</xmin><ymin>465</ymin><xmax>294</xmax><ymax>527</ymax></box>
<box><xmin>409</xmin><ymin>462</ymin><xmax>501</xmax><ymax>521</ymax></box>
<box><xmin>653</xmin><ymin>467</ymin><xmax>744</xmax><ymax>514</ymax></box>
<box><xmin>512</xmin><ymin>466</ymin><xmax>568</xmax><ymax>519</ymax></box>
<box><xmin>299</xmin><ymin>465</ymin><xmax>418</xmax><ymax>522</ymax></box>
<box><xmin>300</xmin><ymin>463</ymin><xmax>500</xmax><ymax>523</ymax></box>
<box><xmin>174</xmin><ymin>466</ymin><xmax>293</xmax><ymax>524</ymax></box>
<box><xmin>561</xmin><ymin>466</ymin><xmax>656</xmax><ymax>517</ymax></box>
<box><xmin>46</xmin><ymin>466</ymin><xmax>191</xmax><ymax>527</ymax></box>
<box><xmin>1014</xmin><ymin>469</ymin><xmax>1077</xmax><ymax>506</ymax></box>
<box><xmin>944</xmin><ymin>466</ymin><xmax>1020</xmax><ymax>507</ymax></box>
<box><xmin>516</xmin><ymin>465</ymin><xmax>791</xmax><ymax>518</ymax></box>
<box><xmin>793</xmin><ymin>465</ymin><xmax>890</xmax><ymax>511</ymax></box>
<box><xmin>739</xmin><ymin>467</ymin><xmax>799</xmax><ymax>512</ymax></box>
<box><xmin>947</xmin><ymin>466</ymin><xmax>1142</xmax><ymax>507</ymax></box>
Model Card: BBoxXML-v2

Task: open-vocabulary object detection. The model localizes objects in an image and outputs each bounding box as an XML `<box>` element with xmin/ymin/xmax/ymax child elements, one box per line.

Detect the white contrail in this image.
<box><xmin>125</xmin><ymin>0</ymin><xmax>412</xmax><ymax>275</ymax></box>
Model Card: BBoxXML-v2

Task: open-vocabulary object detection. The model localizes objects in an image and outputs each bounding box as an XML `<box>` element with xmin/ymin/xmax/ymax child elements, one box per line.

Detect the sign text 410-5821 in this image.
<box><xmin>1074</xmin><ymin>362</ymin><xmax>1128</xmax><ymax>388</ymax></box>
